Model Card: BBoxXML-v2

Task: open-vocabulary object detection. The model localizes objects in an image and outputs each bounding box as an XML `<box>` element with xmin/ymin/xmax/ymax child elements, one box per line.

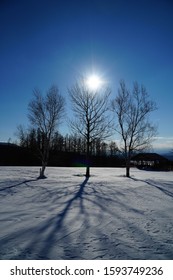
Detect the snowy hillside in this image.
<box><xmin>0</xmin><ymin>167</ymin><xmax>173</xmax><ymax>260</ymax></box>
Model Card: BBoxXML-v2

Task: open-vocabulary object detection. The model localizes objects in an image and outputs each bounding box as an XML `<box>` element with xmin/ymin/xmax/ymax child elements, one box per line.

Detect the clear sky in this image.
<box><xmin>0</xmin><ymin>0</ymin><xmax>173</xmax><ymax>152</ymax></box>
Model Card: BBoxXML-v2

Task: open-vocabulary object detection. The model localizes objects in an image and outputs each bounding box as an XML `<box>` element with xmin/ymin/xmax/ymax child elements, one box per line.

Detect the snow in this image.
<box><xmin>0</xmin><ymin>166</ymin><xmax>173</xmax><ymax>260</ymax></box>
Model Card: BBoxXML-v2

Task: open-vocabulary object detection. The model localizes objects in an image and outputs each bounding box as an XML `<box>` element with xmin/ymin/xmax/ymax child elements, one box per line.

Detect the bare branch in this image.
<box><xmin>27</xmin><ymin>85</ymin><xmax>65</xmax><ymax>178</ymax></box>
<box><xmin>69</xmin><ymin>80</ymin><xmax>113</xmax><ymax>176</ymax></box>
<box><xmin>112</xmin><ymin>80</ymin><xmax>157</xmax><ymax>177</ymax></box>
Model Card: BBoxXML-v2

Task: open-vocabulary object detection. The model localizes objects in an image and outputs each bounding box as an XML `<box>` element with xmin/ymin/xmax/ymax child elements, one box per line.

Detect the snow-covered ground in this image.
<box><xmin>0</xmin><ymin>166</ymin><xmax>173</xmax><ymax>260</ymax></box>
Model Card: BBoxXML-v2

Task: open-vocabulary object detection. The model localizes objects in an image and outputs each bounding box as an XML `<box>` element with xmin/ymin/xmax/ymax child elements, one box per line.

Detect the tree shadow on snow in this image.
<box><xmin>1</xmin><ymin>175</ymin><xmax>173</xmax><ymax>260</ymax></box>
<box><xmin>130</xmin><ymin>177</ymin><xmax>173</xmax><ymax>198</ymax></box>
<box><xmin>6</xmin><ymin>177</ymin><xmax>89</xmax><ymax>259</ymax></box>
<box><xmin>0</xmin><ymin>178</ymin><xmax>39</xmax><ymax>194</ymax></box>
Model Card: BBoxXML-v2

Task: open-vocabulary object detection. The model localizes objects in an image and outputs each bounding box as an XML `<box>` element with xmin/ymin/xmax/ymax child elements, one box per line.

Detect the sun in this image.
<box><xmin>86</xmin><ymin>74</ymin><xmax>103</xmax><ymax>91</ymax></box>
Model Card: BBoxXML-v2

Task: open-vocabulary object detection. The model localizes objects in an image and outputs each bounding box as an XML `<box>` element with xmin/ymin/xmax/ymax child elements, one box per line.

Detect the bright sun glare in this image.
<box><xmin>86</xmin><ymin>74</ymin><xmax>103</xmax><ymax>91</ymax></box>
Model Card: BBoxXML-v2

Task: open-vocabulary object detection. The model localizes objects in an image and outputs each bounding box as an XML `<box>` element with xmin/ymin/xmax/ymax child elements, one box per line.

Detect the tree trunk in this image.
<box><xmin>125</xmin><ymin>153</ymin><xmax>131</xmax><ymax>177</ymax></box>
<box><xmin>86</xmin><ymin>136</ymin><xmax>90</xmax><ymax>178</ymax></box>
<box><xmin>126</xmin><ymin>166</ymin><xmax>130</xmax><ymax>177</ymax></box>
<box><xmin>86</xmin><ymin>165</ymin><xmax>90</xmax><ymax>178</ymax></box>
<box><xmin>85</xmin><ymin>150</ymin><xmax>90</xmax><ymax>177</ymax></box>
<box><xmin>38</xmin><ymin>139</ymin><xmax>49</xmax><ymax>179</ymax></box>
<box><xmin>38</xmin><ymin>161</ymin><xmax>47</xmax><ymax>179</ymax></box>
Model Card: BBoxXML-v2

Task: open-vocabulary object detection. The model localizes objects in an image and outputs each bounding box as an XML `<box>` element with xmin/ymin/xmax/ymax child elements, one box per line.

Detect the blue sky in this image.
<box><xmin>0</xmin><ymin>0</ymin><xmax>173</xmax><ymax>152</ymax></box>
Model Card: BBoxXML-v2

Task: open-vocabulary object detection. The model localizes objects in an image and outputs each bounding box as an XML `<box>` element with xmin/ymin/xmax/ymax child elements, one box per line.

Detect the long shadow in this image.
<box><xmin>38</xmin><ymin>177</ymin><xmax>89</xmax><ymax>257</ymax></box>
<box><xmin>0</xmin><ymin>178</ymin><xmax>39</xmax><ymax>192</ymax></box>
<box><xmin>13</xmin><ymin>176</ymin><xmax>89</xmax><ymax>259</ymax></box>
<box><xmin>130</xmin><ymin>176</ymin><xmax>173</xmax><ymax>198</ymax></box>
<box><xmin>1</xmin><ymin>175</ymin><xmax>173</xmax><ymax>260</ymax></box>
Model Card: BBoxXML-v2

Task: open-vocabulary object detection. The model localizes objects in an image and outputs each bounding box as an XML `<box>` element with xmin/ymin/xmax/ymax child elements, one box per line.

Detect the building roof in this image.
<box><xmin>131</xmin><ymin>153</ymin><xmax>169</xmax><ymax>162</ymax></box>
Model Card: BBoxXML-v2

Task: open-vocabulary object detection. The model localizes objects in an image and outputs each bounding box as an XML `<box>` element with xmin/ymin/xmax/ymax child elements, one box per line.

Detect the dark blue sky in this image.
<box><xmin>0</xmin><ymin>0</ymin><xmax>173</xmax><ymax>151</ymax></box>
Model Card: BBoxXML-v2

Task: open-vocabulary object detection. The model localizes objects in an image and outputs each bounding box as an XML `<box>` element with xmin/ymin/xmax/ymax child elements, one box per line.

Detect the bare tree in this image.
<box><xmin>16</xmin><ymin>125</ymin><xmax>28</xmax><ymax>147</ymax></box>
<box><xmin>69</xmin><ymin>80</ymin><xmax>113</xmax><ymax>177</ymax></box>
<box><xmin>112</xmin><ymin>80</ymin><xmax>157</xmax><ymax>177</ymax></box>
<box><xmin>28</xmin><ymin>85</ymin><xmax>65</xmax><ymax>178</ymax></box>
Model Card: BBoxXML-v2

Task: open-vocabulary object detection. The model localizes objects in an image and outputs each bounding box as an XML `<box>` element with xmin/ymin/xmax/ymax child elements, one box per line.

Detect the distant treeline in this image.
<box><xmin>0</xmin><ymin>132</ymin><xmax>125</xmax><ymax>167</ymax></box>
<box><xmin>17</xmin><ymin>129</ymin><xmax>119</xmax><ymax>156</ymax></box>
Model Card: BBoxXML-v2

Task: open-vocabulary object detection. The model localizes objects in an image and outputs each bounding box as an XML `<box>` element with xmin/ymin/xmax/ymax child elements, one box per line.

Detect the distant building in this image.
<box><xmin>131</xmin><ymin>153</ymin><xmax>170</xmax><ymax>170</ymax></box>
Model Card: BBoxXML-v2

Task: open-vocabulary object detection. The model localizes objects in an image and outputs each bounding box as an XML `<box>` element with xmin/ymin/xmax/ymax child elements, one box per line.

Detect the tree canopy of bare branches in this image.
<box><xmin>69</xmin><ymin>80</ymin><xmax>113</xmax><ymax>177</ymax></box>
<box><xmin>112</xmin><ymin>80</ymin><xmax>157</xmax><ymax>177</ymax></box>
<box><xmin>28</xmin><ymin>85</ymin><xmax>65</xmax><ymax>178</ymax></box>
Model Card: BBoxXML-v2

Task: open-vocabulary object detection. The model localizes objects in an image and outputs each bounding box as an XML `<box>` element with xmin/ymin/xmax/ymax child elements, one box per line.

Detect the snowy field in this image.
<box><xmin>0</xmin><ymin>166</ymin><xmax>173</xmax><ymax>260</ymax></box>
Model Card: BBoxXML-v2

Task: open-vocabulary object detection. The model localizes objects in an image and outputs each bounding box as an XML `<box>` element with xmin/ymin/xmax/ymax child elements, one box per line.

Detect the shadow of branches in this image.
<box><xmin>130</xmin><ymin>177</ymin><xmax>173</xmax><ymax>198</ymax></box>
<box><xmin>0</xmin><ymin>177</ymin><xmax>89</xmax><ymax>259</ymax></box>
<box><xmin>0</xmin><ymin>174</ymin><xmax>173</xmax><ymax>260</ymax></box>
<box><xmin>0</xmin><ymin>179</ymin><xmax>39</xmax><ymax>194</ymax></box>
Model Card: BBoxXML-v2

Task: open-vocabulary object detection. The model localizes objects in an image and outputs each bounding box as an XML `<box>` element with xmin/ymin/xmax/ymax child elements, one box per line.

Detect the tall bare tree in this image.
<box><xmin>69</xmin><ymin>80</ymin><xmax>112</xmax><ymax>177</ymax></box>
<box><xmin>112</xmin><ymin>80</ymin><xmax>157</xmax><ymax>177</ymax></box>
<box><xmin>28</xmin><ymin>85</ymin><xmax>65</xmax><ymax>178</ymax></box>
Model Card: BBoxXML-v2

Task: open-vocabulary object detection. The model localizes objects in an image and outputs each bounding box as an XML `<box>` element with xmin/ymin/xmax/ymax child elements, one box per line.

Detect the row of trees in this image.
<box><xmin>17</xmin><ymin>80</ymin><xmax>157</xmax><ymax>178</ymax></box>
<box><xmin>17</xmin><ymin>129</ymin><xmax>119</xmax><ymax>157</ymax></box>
